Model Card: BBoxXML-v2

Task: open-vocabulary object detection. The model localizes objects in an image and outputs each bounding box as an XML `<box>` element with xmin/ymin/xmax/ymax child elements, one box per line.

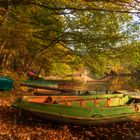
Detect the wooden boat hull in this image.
<box><xmin>0</xmin><ymin>76</ymin><xmax>13</xmax><ymax>91</ymax></box>
<box><xmin>20</xmin><ymin>79</ymin><xmax>58</xmax><ymax>87</ymax></box>
<box><xmin>12</xmin><ymin>94</ymin><xmax>140</xmax><ymax>125</ymax></box>
<box><xmin>21</xmin><ymin>109</ymin><xmax>140</xmax><ymax>125</ymax></box>
<box><xmin>33</xmin><ymin>90</ymin><xmax>119</xmax><ymax>96</ymax></box>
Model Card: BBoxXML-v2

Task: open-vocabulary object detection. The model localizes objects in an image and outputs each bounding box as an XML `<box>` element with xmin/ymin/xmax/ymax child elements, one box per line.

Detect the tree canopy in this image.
<box><xmin>0</xmin><ymin>0</ymin><xmax>140</xmax><ymax>77</ymax></box>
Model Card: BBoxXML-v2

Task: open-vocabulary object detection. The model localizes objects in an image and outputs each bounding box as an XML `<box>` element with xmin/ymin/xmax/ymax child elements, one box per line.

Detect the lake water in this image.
<box><xmin>71</xmin><ymin>76</ymin><xmax>140</xmax><ymax>91</ymax></box>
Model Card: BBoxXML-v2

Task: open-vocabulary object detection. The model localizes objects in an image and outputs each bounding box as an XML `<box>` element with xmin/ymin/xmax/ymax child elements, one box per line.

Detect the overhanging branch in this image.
<box><xmin>0</xmin><ymin>0</ymin><xmax>140</xmax><ymax>14</ymax></box>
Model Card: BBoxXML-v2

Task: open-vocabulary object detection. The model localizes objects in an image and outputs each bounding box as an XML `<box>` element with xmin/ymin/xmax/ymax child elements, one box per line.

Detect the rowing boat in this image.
<box><xmin>12</xmin><ymin>93</ymin><xmax>140</xmax><ymax>125</ymax></box>
<box><xmin>0</xmin><ymin>76</ymin><xmax>13</xmax><ymax>91</ymax></box>
<box><xmin>20</xmin><ymin>79</ymin><xmax>58</xmax><ymax>88</ymax></box>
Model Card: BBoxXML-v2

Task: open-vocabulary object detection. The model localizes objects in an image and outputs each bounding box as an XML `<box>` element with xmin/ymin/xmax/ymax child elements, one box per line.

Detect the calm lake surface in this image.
<box><xmin>71</xmin><ymin>76</ymin><xmax>140</xmax><ymax>91</ymax></box>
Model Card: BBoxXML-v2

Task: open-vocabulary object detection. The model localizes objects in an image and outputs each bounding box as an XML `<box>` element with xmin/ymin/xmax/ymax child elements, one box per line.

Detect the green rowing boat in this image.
<box><xmin>12</xmin><ymin>93</ymin><xmax>140</xmax><ymax>125</ymax></box>
<box><xmin>20</xmin><ymin>79</ymin><xmax>58</xmax><ymax>87</ymax></box>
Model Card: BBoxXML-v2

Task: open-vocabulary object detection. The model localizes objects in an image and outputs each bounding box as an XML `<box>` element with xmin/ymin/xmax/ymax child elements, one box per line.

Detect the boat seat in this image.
<box><xmin>44</xmin><ymin>96</ymin><xmax>53</xmax><ymax>103</ymax></box>
<box><xmin>44</xmin><ymin>96</ymin><xmax>57</xmax><ymax>104</ymax></box>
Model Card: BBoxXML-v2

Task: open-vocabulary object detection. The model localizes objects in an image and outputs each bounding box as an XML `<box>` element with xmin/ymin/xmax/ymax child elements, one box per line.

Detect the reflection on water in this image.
<box><xmin>73</xmin><ymin>76</ymin><xmax>140</xmax><ymax>91</ymax></box>
<box><xmin>109</xmin><ymin>76</ymin><xmax>140</xmax><ymax>91</ymax></box>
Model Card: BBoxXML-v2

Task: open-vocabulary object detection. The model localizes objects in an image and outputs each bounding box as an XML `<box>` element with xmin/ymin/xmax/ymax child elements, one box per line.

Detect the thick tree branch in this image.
<box><xmin>0</xmin><ymin>0</ymin><xmax>140</xmax><ymax>14</ymax></box>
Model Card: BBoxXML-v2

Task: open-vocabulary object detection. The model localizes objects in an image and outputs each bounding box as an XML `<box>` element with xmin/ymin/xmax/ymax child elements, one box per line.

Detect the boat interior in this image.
<box><xmin>26</xmin><ymin>94</ymin><xmax>136</xmax><ymax>107</ymax></box>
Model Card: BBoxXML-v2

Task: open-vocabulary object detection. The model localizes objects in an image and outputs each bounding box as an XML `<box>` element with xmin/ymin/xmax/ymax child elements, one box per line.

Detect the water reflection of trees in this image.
<box><xmin>108</xmin><ymin>76</ymin><xmax>140</xmax><ymax>90</ymax></box>
<box><xmin>109</xmin><ymin>76</ymin><xmax>131</xmax><ymax>90</ymax></box>
<box><xmin>83</xmin><ymin>76</ymin><xmax>140</xmax><ymax>91</ymax></box>
<box><xmin>64</xmin><ymin>76</ymin><xmax>140</xmax><ymax>91</ymax></box>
